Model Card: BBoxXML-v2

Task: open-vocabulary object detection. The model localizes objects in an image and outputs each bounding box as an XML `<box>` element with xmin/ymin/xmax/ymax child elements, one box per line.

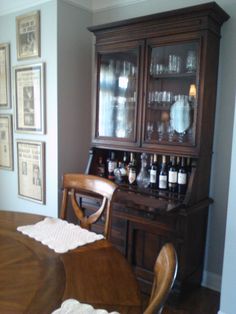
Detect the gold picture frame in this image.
<box><xmin>14</xmin><ymin>63</ymin><xmax>45</xmax><ymax>134</ymax></box>
<box><xmin>17</xmin><ymin>140</ymin><xmax>45</xmax><ymax>204</ymax></box>
<box><xmin>0</xmin><ymin>43</ymin><xmax>11</xmax><ymax>108</ymax></box>
<box><xmin>0</xmin><ymin>114</ymin><xmax>13</xmax><ymax>170</ymax></box>
<box><xmin>16</xmin><ymin>11</ymin><xmax>40</xmax><ymax>60</ymax></box>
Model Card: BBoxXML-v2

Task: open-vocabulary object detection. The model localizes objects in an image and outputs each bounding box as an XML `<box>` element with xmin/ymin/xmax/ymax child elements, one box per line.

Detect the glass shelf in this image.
<box><xmin>150</xmin><ymin>72</ymin><xmax>196</xmax><ymax>79</ymax></box>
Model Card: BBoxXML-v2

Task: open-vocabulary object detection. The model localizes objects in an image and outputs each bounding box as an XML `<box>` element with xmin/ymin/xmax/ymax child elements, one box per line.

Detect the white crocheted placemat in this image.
<box><xmin>17</xmin><ymin>217</ymin><xmax>104</xmax><ymax>253</ymax></box>
<box><xmin>51</xmin><ymin>299</ymin><xmax>119</xmax><ymax>314</ymax></box>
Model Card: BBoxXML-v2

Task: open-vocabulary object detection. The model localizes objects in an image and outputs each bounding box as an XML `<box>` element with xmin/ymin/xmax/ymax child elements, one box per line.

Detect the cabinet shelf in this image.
<box><xmin>117</xmin><ymin>185</ymin><xmax>184</xmax><ymax>213</ymax></box>
<box><xmin>119</xmin><ymin>182</ymin><xmax>185</xmax><ymax>201</ymax></box>
<box><xmin>147</xmin><ymin>101</ymin><xmax>196</xmax><ymax>110</ymax></box>
<box><xmin>150</xmin><ymin>72</ymin><xmax>196</xmax><ymax>80</ymax></box>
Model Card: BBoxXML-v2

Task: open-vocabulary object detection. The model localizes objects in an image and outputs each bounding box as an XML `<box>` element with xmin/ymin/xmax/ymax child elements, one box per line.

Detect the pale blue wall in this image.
<box><xmin>219</xmin><ymin>98</ymin><xmax>236</xmax><ymax>314</ymax></box>
<box><xmin>0</xmin><ymin>0</ymin><xmax>92</xmax><ymax>218</ymax></box>
<box><xmin>57</xmin><ymin>1</ymin><xmax>92</xmax><ymax>189</ymax></box>
<box><xmin>92</xmin><ymin>0</ymin><xmax>236</xmax><ymax>293</ymax></box>
<box><xmin>0</xmin><ymin>0</ymin><xmax>58</xmax><ymax>217</ymax></box>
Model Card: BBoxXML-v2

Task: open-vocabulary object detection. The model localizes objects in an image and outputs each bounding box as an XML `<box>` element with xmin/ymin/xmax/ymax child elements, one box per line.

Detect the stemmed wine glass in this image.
<box><xmin>156</xmin><ymin>121</ymin><xmax>165</xmax><ymax>142</ymax></box>
<box><xmin>146</xmin><ymin>121</ymin><xmax>154</xmax><ymax>140</ymax></box>
<box><xmin>178</xmin><ymin>131</ymin><xmax>186</xmax><ymax>143</ymax></box>
<box><xmin>167</xmin><ymin>123</ymin><xmax>175</xmax><ymax>142</ymax></box>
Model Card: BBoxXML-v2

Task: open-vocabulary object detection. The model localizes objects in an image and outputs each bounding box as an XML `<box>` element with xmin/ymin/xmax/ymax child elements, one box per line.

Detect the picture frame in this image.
<box><xmin>17</xmin><ymin>140</ymin><xmax>45</xmax><ymax>204</ymax></box>
<box><xmin>0</xmin><ymin>43</ymin><xmax>11</xmax><ymax>109</ymax></box>
<box><xmin>0</xmin><ymin>114</ymin><xmax>13</xmax><ymax>170</ymax></box>
<box><xmin>16</xmin><ymin>10</ymin><xmax>40</xmax><ymax>60</ymax></box>
<box><xmin>14</xmin><ymin>63</ymin><xmax>45</xmax><ymax>134</ymax></box>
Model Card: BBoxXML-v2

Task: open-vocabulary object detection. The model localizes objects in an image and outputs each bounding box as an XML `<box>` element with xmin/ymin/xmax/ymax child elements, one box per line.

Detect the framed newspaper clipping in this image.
<box><xmin>14</xmin><ymin>63</ymin><xmax>45</xmax><ymax>134</ymax></box>
<box><xmin>16</xmin><ymin>11</ymin><xmax>40</xmax><ymax>60</ymax></box>
<box><xmin>0</xmin><ymin>115</ymin><xmax>13</xmax><ymax>170</ymax></box>
<box><xmin>17</xmin><ymin>140</ymin><xmax>45</xmax><ymax>204</ymax></box>
<box><xmin>0</xmin><ymin>43</ymin><xmax>11</xmax><ymax>109</ymax></box>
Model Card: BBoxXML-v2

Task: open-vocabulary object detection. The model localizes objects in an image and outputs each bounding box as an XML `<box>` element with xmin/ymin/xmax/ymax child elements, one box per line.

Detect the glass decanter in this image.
<box><xmin>136</xmin><ymin>153</ymin><xmax>150</xmax><ymax>188</ymax></box>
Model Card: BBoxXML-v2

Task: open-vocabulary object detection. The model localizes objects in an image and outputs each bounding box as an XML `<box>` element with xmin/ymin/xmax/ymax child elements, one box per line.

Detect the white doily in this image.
<box><xmin>17</xmin><ymin>217</ymin><xmax>104</xmax><ymax>253</ymax></box>
<box><xmin>51</xmin><ymin>299</ymin><xmax>119</xmax><ymax>314</ymax></box>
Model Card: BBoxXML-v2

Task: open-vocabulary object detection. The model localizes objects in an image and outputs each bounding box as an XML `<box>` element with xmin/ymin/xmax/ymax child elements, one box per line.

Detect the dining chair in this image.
<box><xmin>144</xmin><ymin>243</ymin><xmax>178</xmax><ymax>314</ymax></box>
<box><xmin>60</xmin><ymin>173</ymin><xmax>118</xmax><ymax>239</ymax></box>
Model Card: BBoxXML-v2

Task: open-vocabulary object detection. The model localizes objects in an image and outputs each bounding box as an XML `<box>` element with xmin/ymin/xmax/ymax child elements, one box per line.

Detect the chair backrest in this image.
<box><xmin>60</xmin><ymin>173</ymin><xmax>118</xmax><ymax>239</ymax></box>
<box><xmin>144</xmin><ymin>243</ymin><xmax>178</xmax><ymax>314</ymax></box>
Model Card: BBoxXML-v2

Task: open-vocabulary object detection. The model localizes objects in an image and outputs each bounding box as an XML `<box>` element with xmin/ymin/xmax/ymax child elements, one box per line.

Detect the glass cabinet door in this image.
<box><xmin>144</xmin><ymin>41</ymin><xmax>199</xmax><ymax>147</ymax></box>
<box><xmin>96</xmin><ymin>47</ymin><xmax>139</xmax><ymax>142</ymax></box>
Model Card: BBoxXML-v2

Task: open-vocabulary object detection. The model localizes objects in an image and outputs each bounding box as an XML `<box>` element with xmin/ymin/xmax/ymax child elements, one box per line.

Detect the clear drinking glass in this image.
<box><xmin>168</xmin><ymin>55</ymin><xmax>181</xmax><ymax>73</ymax></box>
<box><xmin>186</xmin><ymin>50</ymin><xmax>197</xmax><ymax>73</ymax></box>
<box><xmin>146</xmin><ymin>121</ymin><xmax>154</xmax><ymax>140</ymax></box>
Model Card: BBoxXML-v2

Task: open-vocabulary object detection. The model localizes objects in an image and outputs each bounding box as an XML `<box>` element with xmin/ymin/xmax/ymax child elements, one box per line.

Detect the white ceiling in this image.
<box><xmin>0</xmin><ymin>0</ymin><xmax>146</xmax><ymax>16</ymax></box>
<box><xmin>90</xmin><ymin>0</ymin><xmax>145</xmax><ymax>12</ymax></box>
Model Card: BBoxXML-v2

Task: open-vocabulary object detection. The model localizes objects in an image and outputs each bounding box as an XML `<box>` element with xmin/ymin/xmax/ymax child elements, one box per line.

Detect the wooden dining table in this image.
<box><xmin>0</xmin><ymin>210</ymin><xmax>142</xmax><ymax>314</ymax></box>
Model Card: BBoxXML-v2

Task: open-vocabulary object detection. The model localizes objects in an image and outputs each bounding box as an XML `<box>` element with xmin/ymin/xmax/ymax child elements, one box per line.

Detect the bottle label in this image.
<box><xmin>129</xmin><ymin>170</ymin><xmax>136</xmax><ymax>184</ymax></box>
<box><xmin>150</xmin><ymin>169</ymin><xmax>157</xmax><ymax>183</ymax></box>
<box><xmin>169</xmin><ymin>171</ymin><xmax>177</xmax><ymax>183</ymax></box>
<box><xmin>178</xmin><ymin>173</ymin><xmax>187</xmax><ymax>184</ymax></box>
<box><xmin>159</xmin><ymin>175</ymin><xmax>167</xmax><ymax>189</ymax></box>
<box><xmin>108</xmin><ymin>161</ymin><xmax>117</xmax><ymax>173</ymax></box>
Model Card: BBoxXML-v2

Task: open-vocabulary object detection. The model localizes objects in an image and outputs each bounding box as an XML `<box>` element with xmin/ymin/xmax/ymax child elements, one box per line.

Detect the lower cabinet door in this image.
<box><xmin>127</xmin><ymin>220</ymin><xmax>175</xmax><ymax>294</ymax></box>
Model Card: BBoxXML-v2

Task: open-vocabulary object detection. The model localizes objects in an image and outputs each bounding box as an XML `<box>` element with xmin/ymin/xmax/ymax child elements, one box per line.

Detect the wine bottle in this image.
<box><xmin>122</xmin><ymin>152</ymin><xmax>129</xmax><ymax>183</ymax></box>
<box><xmin>158</xmin><ymin>155</ymin><xmax>167</xmax><ymax>190</ymax></box>
<box><xmin>186</xmin><ymin>157</ymin><xmax>192</xmax><ymax>180</ymax></box>
<box><xmin>168</xmin><ymin>156</ymin><xmax>178</xmax><ymax>193</ymax></box>
<box><xmin>150</xmin><ymin>154</ymin><xmax>158</xmax><ymax>189</ymax></box>
<box><xmin>178</xmin><ymin>157</ymin><xmax>187</xmax><ymax>194</ymax></box>
<box><xmin>148</xmin><ymin>154</ymin><xmax>153</xmax><ymax>174</ymax></box>
<box><xmin>114</xmin><ymin>161</ymin><xmax>127</xmax><ymax>184</ymax></box>
<box><xmin>107</xmin><ymin>151</ymin><xmax>117</xmax><ymax>181</ymax></box>
<box><xmin>97</xmin><ymin>156</ymin><xmax>105</xmax><ymax>177</ymax></box>
<box><xmin>128</xmin><ymin>152</ymin><xmax>137</xmax><ymax>185</ymax></box>
<box><xmin>176</xmin><ymin>156</ymin><xmax>180</xmax><ymax>170</ymax></box>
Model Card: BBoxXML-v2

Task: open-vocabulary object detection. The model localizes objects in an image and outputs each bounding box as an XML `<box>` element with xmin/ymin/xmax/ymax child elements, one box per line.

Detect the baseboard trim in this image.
<box><xmin>201</xmin><ymin>270</ymin><xmax>221</xmax><ymax>292</ymax></box>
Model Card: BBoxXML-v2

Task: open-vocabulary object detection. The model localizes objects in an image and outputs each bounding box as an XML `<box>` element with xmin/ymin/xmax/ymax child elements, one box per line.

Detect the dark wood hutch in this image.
<box><xmin>82</xmin><ymin>2</ymin><xmax>229</xmax><ymax>295</ymax></box>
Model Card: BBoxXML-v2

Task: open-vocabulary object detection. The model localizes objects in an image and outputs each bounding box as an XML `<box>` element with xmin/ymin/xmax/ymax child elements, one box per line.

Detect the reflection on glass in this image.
<box><xmin>170</xmin><ymin>95</ymin><xmax>191</xmax><ymax>134</ymax></box>
<box><xmin>189</xmin><ymin>84</ymin><xmax>197</xmax><ymax>106</ymax></box>
<box><xmin>146</xmin><ymin>41</ymin><xmax>198</xmax><ymax>145</ymax></box>
<box><xmin>189</xmin><ymin>84</ymin><xmax>197</xmax><ymax>98</ymax></box>
<box><xmin>98</xmin><ymin>50</ymin><xmax>137</xmax><ymax>139</ymax></box>
<box><xmin>98</xmin><ymin>61</ymin><xmax>116</xmax><ymax>137</ymax></box>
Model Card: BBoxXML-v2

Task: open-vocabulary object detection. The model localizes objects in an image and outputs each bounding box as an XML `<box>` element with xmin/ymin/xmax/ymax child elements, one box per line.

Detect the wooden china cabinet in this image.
<box><xmin>83</xmin><ymin>3</ymin><xmax>229</xmax><ymax>295</ymax></box>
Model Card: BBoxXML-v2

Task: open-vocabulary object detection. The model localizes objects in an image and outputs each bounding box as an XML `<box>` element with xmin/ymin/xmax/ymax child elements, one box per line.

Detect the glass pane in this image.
<box><xmin>98</xmin><ymin>49</ymin><xmax>138</xmax><ymax>139</ymax></box>
<box><xmin>145</xmin><ymin>42</ymin><xmax>198</xmax><ymax>146</ymax></box>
